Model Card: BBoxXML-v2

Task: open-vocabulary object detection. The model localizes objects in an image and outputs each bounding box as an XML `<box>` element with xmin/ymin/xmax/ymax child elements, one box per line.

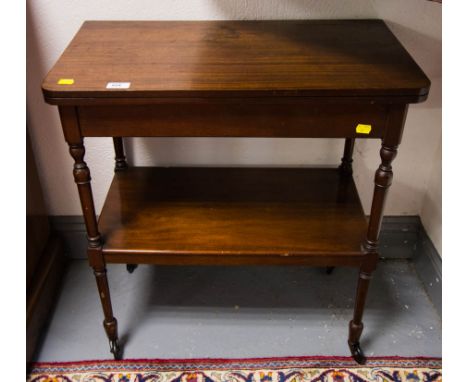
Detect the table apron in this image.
<box><xmin>77</xmin><ymin>103</ymin><xmax>389</xmax><ymax>138</ymax></box>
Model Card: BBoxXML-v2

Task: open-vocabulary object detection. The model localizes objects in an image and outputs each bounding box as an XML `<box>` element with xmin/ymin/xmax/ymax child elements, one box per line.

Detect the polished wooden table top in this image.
<box><xmin>42</xmin><ymin>20</ymin><xmax>430</xmax><ymax>103</ymax></box>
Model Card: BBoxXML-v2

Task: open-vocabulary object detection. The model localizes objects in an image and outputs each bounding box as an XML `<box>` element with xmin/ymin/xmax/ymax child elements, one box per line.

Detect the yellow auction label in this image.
<box><xmin>57</xmin><ymin>78</ymin><xmax>74</xmax><ymax>85</ymax></box>
<box><xmin>356</xmin><ymin>124</ymin><xmax>372</xmax><ymax>134</ymax></box>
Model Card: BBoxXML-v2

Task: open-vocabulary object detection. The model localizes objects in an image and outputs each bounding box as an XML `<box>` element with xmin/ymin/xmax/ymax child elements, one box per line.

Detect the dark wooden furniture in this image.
<box><xmin>42</xmin><ymin>20</ymin><xmax>430</xmax><ymax>364</ymax></box>
<box><xmin>27</xmin><ymin>131</ymin><xmax>66</xmax><ymax>362</ymax></box>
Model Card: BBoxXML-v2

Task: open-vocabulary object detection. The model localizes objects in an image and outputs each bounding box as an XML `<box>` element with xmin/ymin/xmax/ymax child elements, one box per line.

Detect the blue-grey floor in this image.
<box><xmin>35</xmin><ymin>259</ymin><xmax>441</xmax><ymax>361</ymax></box>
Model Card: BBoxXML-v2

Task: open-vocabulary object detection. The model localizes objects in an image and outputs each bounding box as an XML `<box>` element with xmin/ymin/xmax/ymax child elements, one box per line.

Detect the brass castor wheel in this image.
<box><xmin>325</xmin><ymin>266</ymin><xmax>335</xmax><ymax>275</ymax></box>
<box><xmin>126</xmin><ymin>264</ymin><xmax>138</xmax><ymax>273</ymax></box>
<box><xmin>348</xmin><ymin>341</ymin><xmax>366</xmax><ymax>365</ymax></box>
<box><xmin>110</xmin><ymin>339</ymin><xmax>122</xmax><ymax>360</ymax></box>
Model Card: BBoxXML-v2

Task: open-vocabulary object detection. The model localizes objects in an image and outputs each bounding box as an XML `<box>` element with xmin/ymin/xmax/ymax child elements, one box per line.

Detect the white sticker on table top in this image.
<box><xmin>106</xmin><ymin>82</ymin><xmax>131</xmax><ymax>89</ymax></box>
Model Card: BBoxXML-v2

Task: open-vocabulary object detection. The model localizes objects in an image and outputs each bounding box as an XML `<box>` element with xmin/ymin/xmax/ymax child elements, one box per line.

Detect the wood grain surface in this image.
<box><xmin>77</xmin><ymin>103</ymin><xmax>388</xmax><ymax>138</ymax></box>
<box><xmin>42</xmin><ymin>20</ymin><xmax>430</xmax><ymax>103</ymax></box>
<box><xmin>99</xmin><ymin>167</ymin><xmax>368</xmax><ymax>265</ymax></box>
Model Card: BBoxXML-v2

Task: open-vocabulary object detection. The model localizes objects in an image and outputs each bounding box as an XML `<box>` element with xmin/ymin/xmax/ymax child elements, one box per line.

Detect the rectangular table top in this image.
<box><xmin>42</xmin><ymin>20</ymin><xmax>430</xmax><ymax>104</ymax></box>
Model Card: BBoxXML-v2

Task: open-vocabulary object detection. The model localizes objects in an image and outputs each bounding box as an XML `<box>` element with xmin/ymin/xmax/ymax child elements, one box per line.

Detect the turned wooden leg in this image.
<box><xmin>112</xmin><ymin>137</ymin><xmax>128</xmax><ymax>171</ymax></box>
<box><xmin>364</xmin><ymin>143</ymin><xmax>398</xmax><ymax>254</ymax></box>
<box><xmin>339</xmin><ymin>138</ymin><xmax>355</xmax><ymax>176</ymax></box>
<box><xmin>93</xmin><ymin>258</ymin><xmax>121</xmax><ymax>359</ymax></box>
<box><xmin>348</xmin><ymin>137</ymin><xmax>400</xmax><ymax>364</ymax></box>
<box><xmin>337</xmin><ymin>138</ymin><xmax>355</xmax><ymax>203</ymax></box>
<box><xmin>112</xmin><ymin>138</ymin><xmax>137</xmax><ymax>275</ymax></box>
<box><xmin>60</xmin><ymin>106</ymin><xmax>126</xmax><ymax>359</ymax></box>
<box><xmin>68</xmin><ymin>136</ymin><xmax>121</xmax><ymax>359</ymax></box>
<box><xmin>333</xmin><ymin>138</ymin><xmax>355</xmax><ymax>274</ymax></box>
<box><xmin>348</xmin><ymin>106</ymin><xmax>407</xmax><ymax>363</ymax></box>
<box><xmin>348</xmin><ymin>264</ymin><xmax>375</xmax><ymax>364</ymax></box>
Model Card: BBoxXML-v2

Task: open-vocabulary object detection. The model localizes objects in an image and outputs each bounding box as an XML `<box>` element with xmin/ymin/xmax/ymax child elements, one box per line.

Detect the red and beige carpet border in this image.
<box><xmin>28</xmin><ymin>356</ymin><xmax>442</xmax><ymax>382</ymax></box>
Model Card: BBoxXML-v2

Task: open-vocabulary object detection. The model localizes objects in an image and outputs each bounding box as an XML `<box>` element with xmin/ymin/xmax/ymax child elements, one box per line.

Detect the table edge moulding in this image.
<box><xmin>42</xmin><ymin>20</ymin><xmax>430</xmax><ymax>364</ymax></box>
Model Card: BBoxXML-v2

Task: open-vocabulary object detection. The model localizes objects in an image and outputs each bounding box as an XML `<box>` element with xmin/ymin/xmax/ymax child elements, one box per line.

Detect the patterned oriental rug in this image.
<box><xmin>27</xmin><ymin>356</ymin><xmax>442</xmax><ymax>382</ymax></box>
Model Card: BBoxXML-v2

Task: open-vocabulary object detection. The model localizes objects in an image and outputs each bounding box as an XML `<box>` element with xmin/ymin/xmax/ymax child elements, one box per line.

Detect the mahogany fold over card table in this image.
<box><xmin>42</xmin><ymin>20</ymin><xmax>430</xmax><ymax>363</ymax></box>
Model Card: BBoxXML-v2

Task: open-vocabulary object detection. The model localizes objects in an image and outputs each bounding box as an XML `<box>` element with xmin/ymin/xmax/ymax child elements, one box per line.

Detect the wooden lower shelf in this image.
<box><xmin>99</xmin><ymin>167</ymin><xmax>368</xmax><ymax>266</ymax></box>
